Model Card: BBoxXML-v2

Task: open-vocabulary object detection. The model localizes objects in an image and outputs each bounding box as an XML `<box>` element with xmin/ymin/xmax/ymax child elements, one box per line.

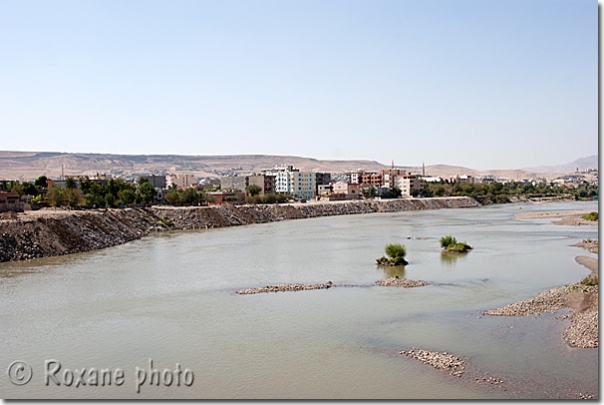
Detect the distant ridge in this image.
<box><xmin>523</xmin><ymin>155</ymin><xmax>598</xmax><ymax>174</ymax></box>
<box><xmin>0</xmin><ymin>151</ymin><xmax>390</xmax><ymax>181</ymax></box>
<box><xmin>0</xmin><ymin>150</ymin><xmax>588</xmax><ymax>182</ymax></box>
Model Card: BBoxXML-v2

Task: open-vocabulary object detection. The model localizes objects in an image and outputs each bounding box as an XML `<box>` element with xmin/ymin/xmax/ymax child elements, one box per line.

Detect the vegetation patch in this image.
<box><xmin>582</xmin><ymin>212</ymin><xmax>598</xmax><ymax>221</ymax></box>
<box><xmin>376</xmin><ymin>243</ymin><xmax>408</xmax><ymax>266</ymax></box>
<box><xmin>440</xmin><ymin>235</ymin><xmax>472</xmax><ymax>253</ymax></box>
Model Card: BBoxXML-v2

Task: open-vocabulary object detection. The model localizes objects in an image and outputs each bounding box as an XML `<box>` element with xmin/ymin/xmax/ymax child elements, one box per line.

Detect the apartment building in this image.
<box><xmin>247</xmin><ymin>175</ymin><xmax>276</xmax><ymax>196</ymax></box>
<box><xmin>167</xmin><ymin>174</ymin><xmax>197</xmax><ymax>189</ymax></box>
<box><xmin>332</xmin><ymin>182</ymin><xmax>361</xmax><ymax>200</ymax></box>
<box><xmin>264</xmin><ymin>165</ymin><xmax>316</xmax><ymax>199</ymax></box>
<box><xmin>393</xmin><ymin>174</ymin><xmax>425</xmax><ymax>197</ymax></box>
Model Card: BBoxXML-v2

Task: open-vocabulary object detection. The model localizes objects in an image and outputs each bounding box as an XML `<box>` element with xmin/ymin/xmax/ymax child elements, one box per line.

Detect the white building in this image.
<box><xmin>264</xmin><ymin>165</ymin><xmax>316</xmax><ymax>199</ymax></box>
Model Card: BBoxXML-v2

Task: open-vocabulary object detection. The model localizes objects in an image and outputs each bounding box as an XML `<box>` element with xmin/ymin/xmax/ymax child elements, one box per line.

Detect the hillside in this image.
<box><xmin>523</xmin><ymin>155</ymin><xmax>598</xmax><ymax>174</ymax></box>
<box><xmin>0</xmin><ymin>151</ymin><xmax>577</xmax><ymax>182</ymax></box>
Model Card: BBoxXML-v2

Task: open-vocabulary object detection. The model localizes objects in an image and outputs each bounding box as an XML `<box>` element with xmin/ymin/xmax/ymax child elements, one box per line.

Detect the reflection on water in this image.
<box><xmin>440</xmin><ymin>251</ymin><xmax>469</xmax><ymax>266</ymax></box>
<box><xmin>377</xmin><ymin>265</ymin><xmax>406</xmax><ymax>278</ymax></box>
<box><xmin>0</xmin><ymin>201</ymin><xmax>598</xmax><ymax>399</ymax></box>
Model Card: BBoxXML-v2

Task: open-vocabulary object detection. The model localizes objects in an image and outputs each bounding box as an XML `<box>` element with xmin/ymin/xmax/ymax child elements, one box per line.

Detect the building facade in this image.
<box><xmin>393</xmin><ymin>174</ymin><xmax>425</xmax><ymax>197</ymax></box>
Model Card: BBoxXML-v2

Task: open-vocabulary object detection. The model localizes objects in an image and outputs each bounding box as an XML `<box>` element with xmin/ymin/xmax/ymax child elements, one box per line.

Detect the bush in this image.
<box><xmin>377</xmin><ymin>243</ymin><xmax>408</xmax><ymax>266</ymax></box>
<box><xmin>582</xmin><ymin>212</ymin><xmax>598</xmax><ymax>221</ymax></box>
<box><xmin>385</xmin><ymin>243</ymin><xmax>406</xmax><ymax>260</ymax></box>
<box><xmin>440</xmin><ymin>235</ymin><xmax>472</xmax><ymax>253</ymax></box>
<box><xmin>581</xmin><ymin>275</ymin><xmax>598</xmax><ymax>286</ymax></box>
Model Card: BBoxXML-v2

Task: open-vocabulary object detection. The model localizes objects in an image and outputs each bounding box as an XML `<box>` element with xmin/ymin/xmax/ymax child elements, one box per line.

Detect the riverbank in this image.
<box><xmin>484</xmin><ymin>255</ymin><xmax>598</xmax><ymax>349</ymax></box>
<box><xmin>514</xmin><ymin>209</ymin><xmax>598</xmax><ymax>226</ymax></box>
<box><xmin>0</xmin><ymin>196</ymin><xmax>479</xmax><ymax>262</ymax></box>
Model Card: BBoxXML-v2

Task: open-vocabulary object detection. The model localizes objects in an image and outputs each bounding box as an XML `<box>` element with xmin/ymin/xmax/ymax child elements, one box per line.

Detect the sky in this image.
<box><xmin>0</xmin><ymin>0</ymin><xmax>598</xmax><ymax>170</ymax></box>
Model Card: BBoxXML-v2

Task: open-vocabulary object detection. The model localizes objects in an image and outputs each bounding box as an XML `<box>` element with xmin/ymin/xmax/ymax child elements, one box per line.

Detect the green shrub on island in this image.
<box><xmin>581</xmin><ymin>275</ymin><xmax>598</xmax><ymax>286</ymax></box>
<box><xmin>582</xmin><ymin>212</ymin><xmax>598</xmax><ymax>221</ymax></box>
<box><xmin>376</xmin><ymin>243</ymin><xmax>408</xmax><ymax>266</ymax></box>
<box><xmin>439</xmin><ymin>235</ymin><xmax>473</xmax><ymax>253</ymax></box>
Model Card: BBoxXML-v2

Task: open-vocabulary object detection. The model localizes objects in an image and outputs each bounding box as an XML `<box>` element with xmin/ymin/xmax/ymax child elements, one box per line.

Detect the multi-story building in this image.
<box><xmin>360</xmin><ymin>172</ymin><xmax>382</xmax><ymax>188</ymax></box>
<box><xmin>247</xmin><ymin>175</ymin><xmax>276</xmax><ymax>196</ymax></box>
<box><xmin>381</xmin><ymin>169</ymin><xmax>405</xmax><ymax>188</ymax></box>
<box><xmin>167</xmin><ymin>174</ymin><xmax>197</xmax><ymax>189</ymax></box>
<box><xmin>140</xmin><ymin>175</ymin><xmax>167</xmax><ymax>189</ymax></box>
<box><xmin>264</xmin><ymin>165</ymin><xmax>315</xmax><ymax>199</ymax></box>
<box><xmin>292</xmin><ymin>171</ymin><xmax>316</xmax><ymax>200</ymax></box>
<box><xmin>332</xmin><ymin>182</ymin><xmax>361</xmax><ymax>200</ymax></box>
<box><xmin>220</xmin><ymin>176</ymin><xmax>247</xmax><ymax>192</ymax></box>
<box><xmin>393</xmin><ymin>174</ymin><xmax>425</xmax><ymax>197</ymax></box>
<box><xmin>315</xmin><ymin>172</ymin><xmax>331</xmax><ymax>194</ymax></box>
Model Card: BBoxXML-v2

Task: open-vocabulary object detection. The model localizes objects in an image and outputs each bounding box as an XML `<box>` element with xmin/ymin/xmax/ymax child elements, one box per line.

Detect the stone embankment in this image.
<box><xmin>0</xmin><ymin>196</ymin><xmax>479</xmax><ymax>263</ymax></box>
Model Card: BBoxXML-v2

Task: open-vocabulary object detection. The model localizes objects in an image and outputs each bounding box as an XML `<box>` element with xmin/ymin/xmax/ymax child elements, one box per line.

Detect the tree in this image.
<box><xmin>21</xmin><ymin>181</ymin><xmax>38</xmax><ymax>196</ymax></box>
<box><xmin>78</xmin><ymin>176</ymin><xmax>92</xmax><ymax>194</ymax></box>
<box><xmin>246</xmin><ymin>184</ymin><xmax>262</xmax><ymax>196</ymax></box>
<box><xmin>46</xmin><ymin>185</ymin><xmax>64</xmax><ymax>207</ymax></box>
<box><xmin>118</xmin><ymin>189</ymin><xmax>136</xmax><ymax>205</ymax></box>
<box><xmin>65</xmin><ymin>177</ymin><xmax>77</xmax><ymax>189</ymax></box>
<box><xmin>362</xmin><ymin>186</ymin><xmax>376</xmax><ymax>198</ymax></box>
<box><xmin>34</xmin><ymin>175</ymin><xmax>48</xmax><ymax>189</ymax></box>
<box><xmin>84</xmin><ymin>182</ymin><xmax>104</xmax><ymax>207</ymax></box>
<box><xmin>104</xmin><ymin>193</ymin><xmax>116</xmax><ymax>208</ymax></box>
<box><xmin>182</xmin><ymin>188</ymin><xmax>199</xmax><ymax>205</ymax></box>
<box><xmin>63</xmin><ymin>188</ymin><xmax>83</xmax><ymax>207</ymax></box>
<box><xmin>165</xmin><ymin>189</ymin><xmax>182</xmax><ymax>205</ymax></box>
<box><xmin>138</xmin><ymin>182</ymin><xmax>155</xmax><ymax>204</ymax></box>
<box><xmin>10</xmin><ymin>181</ymin><xmax>23</xmax><ymax>196</ymax></box>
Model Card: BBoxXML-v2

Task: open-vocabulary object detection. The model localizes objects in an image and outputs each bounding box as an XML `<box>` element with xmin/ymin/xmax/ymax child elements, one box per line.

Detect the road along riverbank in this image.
<box><xmin>0</xmin><ymin>196</ymin><xmax>479</xmax><ymax>262</ymax></box>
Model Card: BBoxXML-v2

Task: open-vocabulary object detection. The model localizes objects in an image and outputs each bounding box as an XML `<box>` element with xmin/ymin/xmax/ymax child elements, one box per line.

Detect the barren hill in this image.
<box><xmin>0</xmin><ymin>151</ymin><xmax>574</xmax><ymax>182</ymax></box>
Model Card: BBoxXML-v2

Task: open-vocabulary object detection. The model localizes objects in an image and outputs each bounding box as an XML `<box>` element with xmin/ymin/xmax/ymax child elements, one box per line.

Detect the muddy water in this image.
<box><xmin>0</xmin><ymin>201</ymin><xmax>598</xmax><ymax>399</ymax></box>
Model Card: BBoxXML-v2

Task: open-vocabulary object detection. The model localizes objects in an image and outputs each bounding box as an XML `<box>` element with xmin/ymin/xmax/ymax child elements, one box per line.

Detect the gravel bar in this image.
<box><xmin>376</xmin><ymin>277</ymin><xmax>430</xmax><ymax>288</ymax></box>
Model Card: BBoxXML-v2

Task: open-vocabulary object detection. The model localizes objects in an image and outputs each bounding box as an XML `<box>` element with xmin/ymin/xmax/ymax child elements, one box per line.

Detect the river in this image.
<box><xmin>0</xmin><ymin>200</ymin><xmax>598</xmax><ymax>399</ymax></box>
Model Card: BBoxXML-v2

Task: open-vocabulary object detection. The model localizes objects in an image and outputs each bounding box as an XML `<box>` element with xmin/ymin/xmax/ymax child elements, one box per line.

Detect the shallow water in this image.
<box><xmin>0</xmin><ymin>201</ymin><xmax>598</xmax><ymax>399</ymax></box>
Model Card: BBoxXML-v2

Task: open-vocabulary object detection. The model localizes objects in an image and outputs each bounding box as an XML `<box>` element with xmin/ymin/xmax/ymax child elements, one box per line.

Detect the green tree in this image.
<box><xmin>118</xmin><ymin>189</ymin><xmax>136</xmax><ymax>205</ymax></box>
<box><xmin>63</xmin><ymin>188</ymin><xmax>83</xmax><ymax>207</ymax></box>
<box><xmin>84</xmin><ymin>182</ymin><xmax>104</xmax><ymax>207</ymax></box>
<box><xmin>138</xmin><ymin>181</ymin><xmax>155</xmax><ymax>204</ymax></box>
<box><xmin>46</xmin><ymin>185</ymin><xmax>64</xmax><ymax>207</ymax></box>
<box><xmin>165</xmin><ymin>189</ymin><xmax>182</xmax><ymax>205</ymax></box>
<box><xmin>246</xmin><ymin>184</ymin><xmax>262</xmax><ymax>196</ymax></box>
<box><xmin>104</xmin><ymin>193</ymin><xmax>116</xmax><ymax>208</ymax></box>
<box><xmin>182</xmin><ymin>188</ymin><xmax>199</xmax><ymax>205</ymax></box>
<box><xmin>19</xmin><ymin>181</ymin><xmax>38</xmax><ymax>196</ymax></box>
<box><xmin>65</xmin><ymin>177</ymin><xmax>77</xmax><ymax>189</ymax></box>
<box><xmin>34</xmin><ymin>175</ymin><xmax>48</xmax><ymax>188</ymax></box>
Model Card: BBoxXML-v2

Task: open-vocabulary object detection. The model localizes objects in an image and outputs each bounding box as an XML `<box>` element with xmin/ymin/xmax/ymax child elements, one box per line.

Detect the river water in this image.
<box><xmin>0</xmin><ymin>201</ymin><xmax>598</xmax><ymax>399</ymax></box>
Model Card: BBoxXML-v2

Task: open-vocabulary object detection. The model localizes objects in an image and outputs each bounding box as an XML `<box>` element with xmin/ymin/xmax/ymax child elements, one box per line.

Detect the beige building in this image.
<box><xmin>247</xmin><ymin>175</ymin><xmax>276</xmax><ymax>196</ymax></box>
<box><xmin>167</xmin><ymin>174</ymin><xmax>197</xmax><ymax>189</ymax></box>
<box><xmin>393</xmin><ymin>174</ymin><xmax>424</xmax><ymax>197</ymax></box>
<box><xmin>332</xmin><ymin>182</ymin><xmax>361</xmax><ymax>200</ymax></box>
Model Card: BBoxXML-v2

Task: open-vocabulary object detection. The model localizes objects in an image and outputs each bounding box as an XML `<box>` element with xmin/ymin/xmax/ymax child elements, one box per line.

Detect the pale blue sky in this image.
<box><xmin>0</xmin><ymin>0</ymin><xmax>597</xmax><ymax>170</ymax></box>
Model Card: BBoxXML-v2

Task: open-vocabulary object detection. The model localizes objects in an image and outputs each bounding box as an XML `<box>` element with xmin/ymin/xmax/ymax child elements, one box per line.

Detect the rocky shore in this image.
<box><xmin>0</xmin><ymin>197</ymin><xmax>478</xmax><ymax>263</ymax></box>
<box><xmin>484</xmin><ymin>285</ymin><xmax>598</xmax><ymax>348</ymax></box>
<box><xmin>376</xmin><ymin>277</ymin><xmax>430</xmax><ymax>288</ymax></box>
